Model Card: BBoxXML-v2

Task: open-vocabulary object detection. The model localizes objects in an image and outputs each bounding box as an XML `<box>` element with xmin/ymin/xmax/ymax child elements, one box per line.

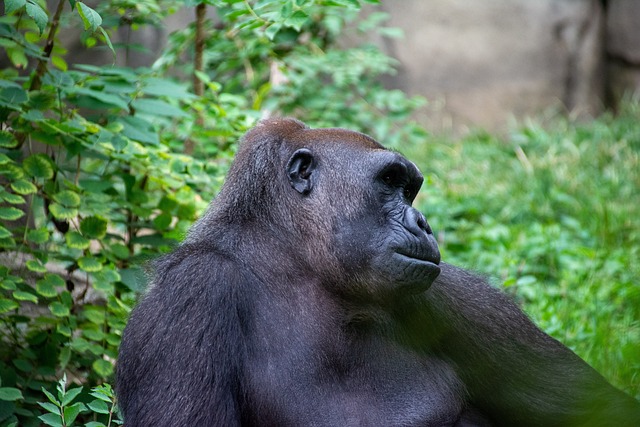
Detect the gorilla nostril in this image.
<box><xmin>418</xmin><ymin>214</ymin><xmax>433</xmax><ymax>235</ymax></box>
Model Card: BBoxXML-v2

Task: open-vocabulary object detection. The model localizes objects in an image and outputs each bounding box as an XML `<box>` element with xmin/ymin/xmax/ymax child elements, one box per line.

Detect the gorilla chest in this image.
<box><xmin>246</xmin><ymin>337</ymin><xmax>467</xmax><ymax>426</ymax></box>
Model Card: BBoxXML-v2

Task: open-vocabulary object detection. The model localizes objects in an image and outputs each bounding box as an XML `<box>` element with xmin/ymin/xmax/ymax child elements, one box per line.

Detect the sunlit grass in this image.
<box><xmin>408</xmin><ymin>101</ymin><xmax>640</xmax><ymax>397</ymax></box>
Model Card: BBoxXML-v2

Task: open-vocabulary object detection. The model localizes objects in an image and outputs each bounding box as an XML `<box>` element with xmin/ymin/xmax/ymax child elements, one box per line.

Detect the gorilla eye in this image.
<box><xmin>382</xmin><ymin>174</ymin><xmax>396</xmax><ymax>186</ymax></box>
<box><xmin>403</xmin><ymin>188</ymin><xmax>412</xmax><ymax>199</ymax></box>
<box><xmin>379</xmin><ymin>163</ymin><xmax>407</xmax><ymax>188</ymax></box>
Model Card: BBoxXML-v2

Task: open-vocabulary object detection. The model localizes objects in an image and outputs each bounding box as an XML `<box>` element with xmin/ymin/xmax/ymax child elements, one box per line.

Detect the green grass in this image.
<box><xmin>407</xmin><ymin>102</ymin><xmax>640</xmax><ymax>397</ymax></box>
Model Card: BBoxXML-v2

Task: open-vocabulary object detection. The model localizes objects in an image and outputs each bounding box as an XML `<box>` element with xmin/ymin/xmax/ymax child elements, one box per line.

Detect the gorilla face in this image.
<box><xmin>286</xmin><ymin>137</ymin><xmax>441</xmax><ymax>300</ymax></box>
<box><xmin>368</xmin><ymin>151</ymin><xmax>441</xmax><ymax>293</ymax></box>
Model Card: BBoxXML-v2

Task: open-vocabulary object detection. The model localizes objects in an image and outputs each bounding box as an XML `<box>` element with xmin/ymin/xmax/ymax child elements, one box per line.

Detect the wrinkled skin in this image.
<box><xmin>321</xmin><ymin>147</ymin><xmax>441</xmax><ymax>298</ymax></box>
<box><xmin>117</xmin><ymin>119</ymin><xmax>640</xmax><ymax>427</ymax></box>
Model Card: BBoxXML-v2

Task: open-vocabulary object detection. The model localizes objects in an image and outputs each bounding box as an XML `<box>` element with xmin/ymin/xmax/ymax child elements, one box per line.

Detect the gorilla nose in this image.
<box><xmin>405</xmin><ymin>208</ymin><xmax>433</xmax><ymax>236</ymax></box>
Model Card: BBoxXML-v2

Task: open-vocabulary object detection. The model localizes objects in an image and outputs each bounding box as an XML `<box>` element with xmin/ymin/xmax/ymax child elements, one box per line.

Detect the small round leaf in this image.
<box><xmin>53</xmin><ymin>190</ymin><xmax>81</xmax><ymax>208</ymax></box>
<box><xmin>66</xmin><ymin>232</ymin><xmax>90</xmax><ymax>249</ymax></box>
<box><xmin>27</xmin><ymin>228</ymin><xmax>50</xmax><ymax>244</ymax></box>
<box><xmin>49</xmin><ymin>301</ymin><xmax>70</xmax><ymax>317</ymax></box>
<box><xmin>10</xmin><ymin>179</ymin><xmax>37</xmax><ymax>195</ymax></box>
<box><xmin>23</xmin><ymin>153</ymin><xmax>54</xmax><ymax>179</ymax></box>
<box><xmin>92</xmin><ymin>359</ymin><xmax>113</xmax><ymax>377</ymax></box>
<box><xmin>0</xmin><ymin>207</ymin><xmax>24</xmax><ymax>221</ymax></box>
<box><xmin>0</xmin><ymin>130</ymin><xmax>18</xmax><ymax>148</ymax></box>
<box><xmin>13</xmin><ymin>290</ymin><xmax>38</xmax><ymax>304</ymax></box>
<box><xmin>49</xmin><ymin>203</ymin><xmax>77</xmax><ymax>220</ymax></box>
<box><xmin>78</xmin><ymin>256</ymin><xmax>102</xmax><ymax>272</ymax></box>
<box><xmin>80</xmin><ymin>216</ymin><xmax>107</xmax><ymax>239</ymax></box>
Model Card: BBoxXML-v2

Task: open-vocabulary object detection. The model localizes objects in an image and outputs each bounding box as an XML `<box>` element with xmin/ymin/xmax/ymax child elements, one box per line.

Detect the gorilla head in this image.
<box><xmin>196</xmin><ymin>118</ymin><xmax>440</xmax><ymax>301</ymax></box>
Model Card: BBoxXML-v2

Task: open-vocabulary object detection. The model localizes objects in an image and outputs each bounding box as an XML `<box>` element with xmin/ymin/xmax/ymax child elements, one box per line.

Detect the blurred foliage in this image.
<box><xmin>410</xmin><ymin>101</ymin><xmax>640</xmax><ymax>398</ymax></box>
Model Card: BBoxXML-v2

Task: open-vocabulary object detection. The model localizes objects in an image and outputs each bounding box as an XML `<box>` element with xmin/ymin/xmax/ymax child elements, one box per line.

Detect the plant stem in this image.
<box><xmin>185</xmin><ymin>3</ymin><xmax>207</xmax><ymax>155</ymax></box>
<box><xmin>30</xmin><ymin>0</ymin><xmax>66</xmax><ymax>92</ymax></box>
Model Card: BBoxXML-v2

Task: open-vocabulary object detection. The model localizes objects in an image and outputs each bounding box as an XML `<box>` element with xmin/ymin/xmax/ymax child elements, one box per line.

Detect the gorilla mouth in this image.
<box><xmin>395</xmin><ymin>251</ymin><xmax>440</xmax><ymax>266</ymax></box>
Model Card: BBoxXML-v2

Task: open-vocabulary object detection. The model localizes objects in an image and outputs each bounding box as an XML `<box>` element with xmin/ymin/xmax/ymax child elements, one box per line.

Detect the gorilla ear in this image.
<box><xmin>286</xmin><ymin>149</ymin><xmax>316</xmax><ymax>195</ymax></box>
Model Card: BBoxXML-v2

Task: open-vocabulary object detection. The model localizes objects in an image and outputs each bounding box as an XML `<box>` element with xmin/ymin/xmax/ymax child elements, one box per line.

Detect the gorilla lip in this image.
<box><xmin>395</xmin><ymin>251</ymin><xmax>440</xmax><ymax>266</ymax></box>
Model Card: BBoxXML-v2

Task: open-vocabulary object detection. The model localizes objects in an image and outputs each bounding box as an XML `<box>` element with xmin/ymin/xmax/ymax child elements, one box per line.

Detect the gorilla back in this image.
<box><xmin>117</xmin><ymin>119</ymin><xmax>640</xmax><ymax>426</ymax></box>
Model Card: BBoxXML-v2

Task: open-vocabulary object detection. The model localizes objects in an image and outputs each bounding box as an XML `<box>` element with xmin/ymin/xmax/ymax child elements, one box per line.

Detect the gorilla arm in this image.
<box><xmin>116</xmin><ymin>243</ymin><xmax>246</xmax><ymax>427</ymax></box>
<box><xmin>402</xmin><ymin>263</ymin><xmax>640</xmax><ymax>427</ymax></box>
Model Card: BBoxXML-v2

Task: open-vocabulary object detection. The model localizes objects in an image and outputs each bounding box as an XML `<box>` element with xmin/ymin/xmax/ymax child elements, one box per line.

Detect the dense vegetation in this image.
<box><xmin>0</xmin><ymin>0</ymin><xmax>637</xmax><ymax>425</ymax></box>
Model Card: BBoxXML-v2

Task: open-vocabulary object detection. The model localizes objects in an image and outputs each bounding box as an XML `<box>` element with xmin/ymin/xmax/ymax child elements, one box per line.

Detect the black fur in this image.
<box><xmin>117</xmin><ymin>119</ymin><xmax>640</xmax><ymax>426</ymax></box>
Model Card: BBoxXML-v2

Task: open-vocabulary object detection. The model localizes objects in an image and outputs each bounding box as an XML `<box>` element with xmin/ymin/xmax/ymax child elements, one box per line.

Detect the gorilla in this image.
<box><xmin>116</xmin><ymin>118</ymin><xmax>640</xmax><ymax>426</ymax></box>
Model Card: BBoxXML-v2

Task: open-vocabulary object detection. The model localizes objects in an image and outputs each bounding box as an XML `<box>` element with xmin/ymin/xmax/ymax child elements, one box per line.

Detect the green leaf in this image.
<box><xmin>51</xmin><ymin>55</ymin><xmax>68</xmax><ymax>71</ymax></box>
<box><xmin>53</xmin><ymin>190</ymin><xmax>81</xmax><ymax>207</ymax></box>
<box><xmin>41</xmin><ymin>387</ymin><xmax>58</xmax><ymax>405</ymax></box>
<box><xmin>26</xmin><ymin>259</ymin><xmax>47</xmax><ymax>273</ymax></box>
<box><xmin>79</xmin><ymin>179</ymin><xmax>112</xmax><ymax>193</ymax></box>
<box><xmin>0</xmin><ymin>226</ymin><xmax>11</xmax><ymax>239</ymax></box>
<box><xmin>49</xmin><ymin>301</ymin><xmax>70</xmax><ymax>317</ymax></box>
<box><xmin>23</xmin><ymin>153</ymin><xmax>54</xmax><ymax>179</ymax></box>
<box><xmin>71</xmin><ymin>87</ymin><xmax>128</xmax><ymax>110</ymax></box>
<box><xmin>27</xmin><ymin>228</ymin><xmax>49</xmax><ymax>244</ymax></box>
<box><xmin>12</xmin><ymin>290</ymin><xmax>38</xmax><ymax>303</ymax></box>
<box><xmin>87</xmin><ymin>399</ymin><xmax>109</xmax><ymax>414</ymax></box>
<box><xmin>142</xmin><ymin>78</ymin><xmax>195</xmax><ymax>99</ymax></box>
<box><xmin>0</xmin><ymin>387</ymin><xmax>23</xmax><ymax>401</ymax></box>
<box><xmin>38</xmin><ymin>401</ymin><xmax>60</xmax><ymax>414</ymax></box>
<box><xmin>78</xmin><ymin>256</ymin><xmax>102</xmax><ymax>272</ymax></box>
<box><xmin>110</xmin><ymin>243</ymin><xmax>130</xmax><ymax>259</ymax></box>
<box><xmin>153</xmin><ymin>212</ymin><xmax>172</xmax><ymax>230</ymax></box>
<box><xmin>63</xmin><ymin>402</ymin><xmax>86</xmax><ymax>425</ymax></box>
<box><xmin>1</xmin><ymin>191</ymin><xmax>25</xmax><ymax>204</ymax></box>
<box><xmin>25</xmin><ymin>1</ymin><xmax>48</xmax><ymax>34</ymax></box>
<box><xmin>265</xmin><ymin>22</ymin><xmax>282</xmax><ymax>40</ymax></box>
<box><xmin>1</xmin><ymin>279</ymin><xmax>17</xmax><ymax>290</ymax></box>
<box><xmin>93</xmin><ymin>268</ymin><xmax>120</xmax><ymax>285</ymax></box>
<box><xmin>76</xmin><ymin>2</ymin><xmax>102</xmax><ymax>32</ymax></box>
<box><xmin>83</xmin><ymin>328</ymin><xmax>105</xmax><ymax>341</ymax></box>
<box><xmin>61</xmin><ymin>386</ymin><xmax>83</xmax><ymax>406</ymax></box>
<box><xmin>80</xmin><ymin>216</ymin><xmax>107</xmax><ymax>239</ymax></box>
<box><xmin>13</xmin><ymin>358</ymin><xmax>33</xmax><ymax>372</ymax></box>
<box><xmin>38</xmin><ymin>412</ymin><xmax>63</xmax><ymax>427</ymax></box>
<box><xmin>66</xmin><ymin>232</ymin><xmax>90</xmax><ymax>249</ymax></box>
<box><xmin>36</xmin><ymin>273</ymin><xmax>64</xmax><ymax>297</ymax></box>
<box><xmin>284</xmin><ymin>10</ymin><xmax>309</xmax><ymax>31</ymax></box>
<box><xmin>59</xmin><ymin>346</ymin><xmax>71</xmax><ymax>368</ymax></box>
<box><xmin>118</xmin><ymin>116</ymin><xmax>159</xmax><ymax>145</ymax></box>
<box><xmin>98</xmin><ymin>26</ymin><xmax>115</xmax><ymax>60</ymax></box>
<box><xmin>0</xmin><ymin>237</ymin><xmax>16</xmax><ymax>248</ymax></box>
<box><xmin>0</xmin><ymin>130</ymin><xmax>18</xmax><ymax>148</ymax></box>
<box><xmin>5</xmin><ymin>0</ymin><xmax>27</xmax><ymax>14</ymax></box>
<box><xmin>92</xmin><ymin>359</ymin><xmax>113</xmax><ymax>377</ymax></box>
<box><xmin>0</xmin><ymin>207</ymin><xmax>24</xmax><ymax>221</ymax></box>
<box><xmin>118</xmin><ymin>266</ymin><xmax>146</xmax><ymax>292</ymax></box>
<box><xmin>23</xmin><ymin>108</ymin><xmax>45</xmax><ymax>121</ymax></box>
<box><xmin>0</xmin><ymin>153</ymin><xmax>12</xmax><ymax>165</ymax></box>
<box><xmin>83</xmin><ymin>307</ymin><xmax>105</xmax><ymax>324</ymax></box>
<box><xmin>49</xmin><ymin>203</ymin><xmax>77</xmax><ymax>220</ymax></box>
<box><xmin>0</xmin><ymin>298</ymin><xmax>19</xmax><ymax>313</ymax></box>
<box><xmin>130</xmin><ymin>98</ymin><xmax>189</xmax><ymax>118</ymax></box>
<box><xmin>0</xmin><ymin>86</ymin><xmax>28</xmax><ymax>106</ymax></box>
<box><xmin>10</xmin><ymin>179</ymin><xmax>37</xmax><ymax>195</ymax></box>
